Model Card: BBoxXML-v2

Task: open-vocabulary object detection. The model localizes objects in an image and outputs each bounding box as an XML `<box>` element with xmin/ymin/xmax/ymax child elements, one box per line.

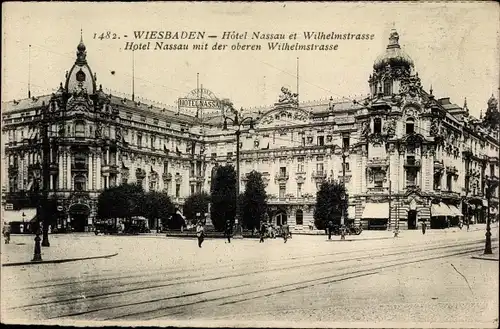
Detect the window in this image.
<box><xmin>153</xmin><ymin>118</ymin><xmax>159</xmax><ymax>125</ymax></box>
<box><xmin>122</xmin><ymin>178</ymin><xmax>128</xmax><ymax>185</ymax></box>
<box><xmin>407</xmin><ymin>171</ymin><xmax>417</xmax><ymax>187</ymax></box>
<box><xmin>151</xmin><ymin>136</ymin><xmax>156</xmax><ymax>149</ymax></box>
<box><xmin>490</xmin><ymin>164</ymin><xmax>495</xmax><ymax>177</ymax></box>
<box><xmin>190</xmin><ymin>163</ymin><xmax>195</xmax><ymax>176</ymax></box>
<box><xmin>434</xmin><ymin>173</ymin><xmax>441</xmax><ymax>190</ymax></box>
<box><xmin>406</xmin><ymin>118</ymin><xmax>415</xmax><ymax>135</ymax></box>
<box><xmin>343</xmin><ymin>162</ymin><xmax>350</xmax><ymax>171</ymax></box>
<box><xmin>280</xmin><ymin>167</ymin><xmax>287</xmax><ymax>175</ymax></box>
<box><xmin>176</xmin><ymin>184</ymin><xmax>181</xmax><ymax>197</ymax></box>
<box><xmin>302</xmin><ymin>137</ymin><xmax>306</xmax><ymax>146</ymax></box>
<box><xmin>163</xmin><ymin>161</ymin><xmax>169</xmax><ymax>173</ymax></box>
<box><xmin>297</xmin><ymin>160</ymin><xmax>304</xmax><ymax>173</ymax></box>
<box><xmin>74</xmin><ymin>175</ymin><xmax>86</xmax><ymax>191</ymax></box>
<box><xmin>297</xmin><ymin>183</ymin><xmax>303</xmax><ymax>197</ymax></box>
<box><xmin>316</xmin><ymin>163</ymin><xmax>324</xmax><ymax>174</ymax></box>
<box><xmin>374</xmin><ymin>118</ymin><xmax>382</xmax><ymax>134</ymax></box>
<box><xmin>74</xmin><ymin>153</ymin><xmax>87</xmax><ymax>169</ymax></box>
<box><xmin>296</xmin><ymin>209</ymin><xmax>304</xmax><ymax>225</ymax></box>
<box><xmin>137</xmin><ymin>134</ymin><xmax>142</xmax><ymax>148</ymax></box>
<box><xmin>190</xmin><ymin>185</ymin><xmax>195</xmax><ymax>195</ymax></box>
<box><xmin>227</xmin><ymin>152</ymin><xmax>233</xmax><ymax>159</ymax></box>
<box><xmin>446</xmin><ymin>174</ymin><xmax>452</xmax><ymax>191</ymax></box>
<box><xmin>342</xmin><ymin>136</ymin><xmax>350</xmax><ymax>150</ymax></box>
<box><xmin>75</xmin><ymin>120</ymin><xmax>85</xmax><ymax>137</ymax></box>
<box><xmin>383</xmin><ymin>79</ymin><xmax>392</xmax><ymax>96</ymax></box>
<box><xmin>317</xmin><ymin>136</ymin><xmax>324</xmax><ymax>146</ymax></box>
<box><xmin>149</xmin><ymin>180</ymin><xmax>157</xmax><ymax>191</ymax></box>
<box><xmin>374</xmin><ymin>170</ymin><xmax>385</xmax><ymax>188</ymax></box>
<box><xmin>279</xmin><ymin>185</ymin><xmax>286</xmax><ymax>199</ymax></box>
<box><xmin>140</xmin><ymin>116</ymin><xmax>146</xmax><ymax>122</ymax></box>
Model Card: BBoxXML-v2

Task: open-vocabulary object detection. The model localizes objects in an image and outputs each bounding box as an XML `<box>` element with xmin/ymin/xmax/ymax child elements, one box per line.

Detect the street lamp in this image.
<box><xmin>331</xmin><ymin>144</ymin><xmax>355</xmax><ymax>227</ymax></box>
<box><xmin>222</xmin><ymin>107</ymin><xmax>255</xmax><ymax>237</ymax></box>
<box><xmin>484</xmin><ymin>175</ymin><xmax>498</xmax><ymax>254</ymax></box>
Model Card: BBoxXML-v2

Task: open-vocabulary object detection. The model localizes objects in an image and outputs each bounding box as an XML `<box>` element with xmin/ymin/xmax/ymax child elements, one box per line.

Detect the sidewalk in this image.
<box><xmin>1</xmin><ymin>233</ymin><xmax>118</xmax><ymax>266</ymax></box>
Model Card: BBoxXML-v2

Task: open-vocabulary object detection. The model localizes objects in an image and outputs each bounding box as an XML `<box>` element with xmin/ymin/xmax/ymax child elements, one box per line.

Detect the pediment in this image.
<box><xmin>258</xmin><ymin>106</ymin><xmax>310</xmax><ymax>127</ymax></box>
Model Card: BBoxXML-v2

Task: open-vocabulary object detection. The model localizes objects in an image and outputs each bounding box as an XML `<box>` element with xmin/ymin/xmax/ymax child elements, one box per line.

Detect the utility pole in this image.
<box><xmin>41</xmin><ymin>105</ymin><xmax>50</xmax><ymax>247</ymax></box>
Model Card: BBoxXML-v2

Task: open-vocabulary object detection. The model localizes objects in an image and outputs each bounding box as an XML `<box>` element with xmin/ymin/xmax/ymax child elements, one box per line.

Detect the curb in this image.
<box><xmin>471</xmin><ymin>254</ymin><xmax>499</xmax><ymax>261</ymax></box>
<box><xmin>2</xmin><ymin>253</ymin><xmax>118</xmax><ymax>267</ymax></box>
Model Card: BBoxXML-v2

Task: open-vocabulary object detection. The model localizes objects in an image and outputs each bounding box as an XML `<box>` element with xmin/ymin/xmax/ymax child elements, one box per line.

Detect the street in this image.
<box><xmin>1</xmin><ymin>227</ymin><xmax>498</xmax><ymax>327</ymax></box>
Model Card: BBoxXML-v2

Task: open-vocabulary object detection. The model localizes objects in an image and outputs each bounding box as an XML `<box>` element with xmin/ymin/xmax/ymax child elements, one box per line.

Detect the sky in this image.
<box><xmin>2</xmin><ymin>2</ymin><xmax>499</xmax><ymax>118</ymax></box>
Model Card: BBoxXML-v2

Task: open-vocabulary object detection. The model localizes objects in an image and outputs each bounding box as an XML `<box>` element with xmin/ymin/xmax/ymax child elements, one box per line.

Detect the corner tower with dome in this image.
<box><xmin>2</xmin><ymin>30</ymin><xmax>498</xmax><ymax>233</ymax></box>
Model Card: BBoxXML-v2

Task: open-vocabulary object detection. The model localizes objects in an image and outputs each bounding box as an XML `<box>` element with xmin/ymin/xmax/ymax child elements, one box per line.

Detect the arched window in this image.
<box><xmin>296</xmin><ymin>209</ymin><xmax>304</xmax><ymax>225</ymax></box>
<box><xmin>75</xmin><ymin>120</ymin><xmax>85</xmax><ymax>137</ymax></box>
<box><xmin>406</xmin><ymin>118</ymin><xmax>415</xmax><ymax>134</ymax></box>
<box><xmin>373</xmin><ymin>118</ymin><xmax>382</xmax><ymax>134</ymax></box>
<box><xmin>74</xmin><ymin>175</ymin><xmax>86</xmax><ymax>191</ymax></box>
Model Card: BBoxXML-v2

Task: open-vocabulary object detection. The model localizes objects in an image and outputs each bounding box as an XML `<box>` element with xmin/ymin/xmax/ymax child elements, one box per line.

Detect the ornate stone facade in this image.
<box><xmin>2</xmin><ymin>29</ymin><xmax>499</xmax><ymax>231</ymax></box>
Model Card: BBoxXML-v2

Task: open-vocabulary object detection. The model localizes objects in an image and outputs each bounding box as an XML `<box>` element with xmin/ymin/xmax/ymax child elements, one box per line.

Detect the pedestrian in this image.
<box><xmin>196</xmin><ymin>222</ymin><xmax>205</xmax><ymax>248</ymax></box>
<box><xmin>466</xmin><ymin>218</ymin><xmax>470</xmax><ymax>231</ymax></box>
<box><xmin>282</xmin><ymin>222</ymin><xmax>290</xmax><ymax>243</ymax></box>
<box><xmin>2</xmin><ymin>222</ymin><xmax>11</xmax><ymax>244</ymax></box>
<box><xmin>340</xmin><ymin>225</ymin><xmax>346</xmax><ymax>240</ymax></box>
<box><xmin>225</xmin><ymin>219</ymin><xmax>232</xmax><ymax>243</ymax></box>
<box><xmin>421</xmin><ymin>220</ymin><xmax>427</xmax><ymax>235</ymax></box>
<box><xmin>327</xmin><ymin>220</ymin><xmax>333</xmax><ymax>240</ymax></box>
<box><xmin>259</xmin><ymin>222</ymin><xmax>266</xmax><ymax>243</ymax></box>
<box><xmin>458</xmin><ymin>218</ymin><xmax>463</xmax><ymax>230</ymax></box>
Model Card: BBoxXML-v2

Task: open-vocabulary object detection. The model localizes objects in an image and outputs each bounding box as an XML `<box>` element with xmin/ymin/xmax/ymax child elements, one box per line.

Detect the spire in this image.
<box><xmin>76</xmin><ymin>30</ymin><xmax>87</xmax><ymax>65</ymax></box>
<box><xmin>28</xmin><ymin>44</ymin><xmax>31</xmax><ymax>98</ymax></box>
<box><xmin>430</xmin><ymin>84</ymin><xmax>433</xmax><ymax>95</ymax></box>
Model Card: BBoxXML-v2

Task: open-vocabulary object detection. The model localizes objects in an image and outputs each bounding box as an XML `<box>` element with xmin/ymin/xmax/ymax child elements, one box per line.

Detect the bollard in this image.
<box><xmin>32</xmin><ymin>233</ymin><xmax>42</xmax><ymax>262</ymax></box>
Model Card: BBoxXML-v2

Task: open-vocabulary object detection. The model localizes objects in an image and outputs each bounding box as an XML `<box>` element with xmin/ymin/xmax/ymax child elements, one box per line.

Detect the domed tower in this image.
<box><xmin>64</xmin><ymin>32</ymin><xmax>97</xmax><ymax>95</ymax></box>
<box><xmin>369</xmin><ymin>28</ymin><xmax>414</xmax><ymax>97</ymax></box>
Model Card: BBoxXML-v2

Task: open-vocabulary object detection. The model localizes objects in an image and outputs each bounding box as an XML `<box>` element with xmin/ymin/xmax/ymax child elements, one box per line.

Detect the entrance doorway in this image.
<box><xmin>408</xmin><ymin>210</ymin><xmax>417</xmax><ymax>229</ymax></box>
<box><xmin>275</xmin><ymin>212</ymin><xmax>287</xmax><ymax>226</ymax></box>
<box><xmin>69</xmin><ymin>203</ymin><xmax>91</xmax><ymax>232</ymax></box>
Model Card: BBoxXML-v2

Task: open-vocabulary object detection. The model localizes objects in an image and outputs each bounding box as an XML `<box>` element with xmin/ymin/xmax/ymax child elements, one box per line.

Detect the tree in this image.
<box><xmin>143</xmin><ymin>191</ymin><xmax>174</xmax><ymax>230</ymax></box>
<box><xmin>240</xmin><ymin>170</ymin><xmax>268</xmax><ymax>232</ymax></box>
<box><xmin>482</xmin><ymin>95</ymin><xmax>500</xmax><ymax>131</ymax></box>
<box><xmin>183</xmin><ymin>191</ymin><xmax>210</xmax><ymax>224</ymax></box>
<box><xmin>211</xmin><ymin>165</ymin><xmax>237</xmax><ymax>231</ymax></box>
<box><xmin>313</xmin><ymin>180</ymin><xmax>348</xmax><ymax>230</ymax></box>
<box><xmin>97</xmin><ymin>183</ymin><xmax>145</xmax><ymax>230</ymax></box>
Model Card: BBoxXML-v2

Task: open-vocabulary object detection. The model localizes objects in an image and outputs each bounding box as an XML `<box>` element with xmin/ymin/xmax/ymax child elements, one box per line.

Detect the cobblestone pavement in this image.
<box><xmin>1</xmin><ymin>226</ymin><xmax>498</xmax><ymax>328</ymax></box>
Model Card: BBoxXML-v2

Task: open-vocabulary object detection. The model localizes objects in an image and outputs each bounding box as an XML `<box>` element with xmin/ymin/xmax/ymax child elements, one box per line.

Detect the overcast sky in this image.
<box><xmin>2</xmin><ymin>2</ymin><xmax>499</xmax><ymax>118</ymax></box>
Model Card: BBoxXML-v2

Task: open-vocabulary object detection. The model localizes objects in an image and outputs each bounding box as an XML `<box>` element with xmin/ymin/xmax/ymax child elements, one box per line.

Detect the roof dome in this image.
<box><xmin>65</xmin><ymin>34</ymin><xmax>96</xmax><ymax>94</ymax></box>
<box><xmin>373</xmin><ymin>29</ymin><xmax>414</xmax><ymax>71</ymax></box>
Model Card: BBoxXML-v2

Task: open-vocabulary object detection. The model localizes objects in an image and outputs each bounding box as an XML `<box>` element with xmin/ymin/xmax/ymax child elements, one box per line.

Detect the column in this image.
<box><xmin>66</xmin><ymin>152</ymin><xmax>72</xmax><ymax>190</ymax></box>
<box><xmin>96</xmin><ymin>151</ymin><xmax>102</xmax><ymax>190</ymax></box>
<box><xmin>50</xmin><ymin>175</ymin><xmax>54</xmax><ymax>190</ymax></box>
<box><xmin>59</xmin><ymin>152</ymin><xmax>64</xmax><ymax>190</ymax></box>
<box><xmin>88</xmin><ymin>153</ymin><xmax>93</xmax><ymax>190</ymax></box>
<box><xmin>106</xmin><ymin>148</ymin><xmax>110</xmax><ymax>165</ymax></box>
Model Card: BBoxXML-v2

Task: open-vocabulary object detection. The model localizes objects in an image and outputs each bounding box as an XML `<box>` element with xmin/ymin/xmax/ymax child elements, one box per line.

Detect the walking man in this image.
<box><xmin>225</xmin><ymin>219</ymin><xmax>232</xmax><ymax>243</ymax></box>
<box><xmin>282</xmin><ymin>222</ymin><xmax>290</xmax><ymax>243</ymax></box>
<box><xmin>259</xmin><ymin>221</ymin><xmax>266</xmax><ymax>243</ymax></box>
<box><xmin>421</xmin><ymin>220</ymin><xmax>427</xmax><ymax>235</ymax></box>
<box><xmin>2</xmin><ymin>222</ymin><xmax>11</xmax><ymax>244</ymax></box>
<box><xmin>327</xmin><ymin>220</ymin><xmax>333</xmax><ymax>240</ymax></box>
<box><xmin>196</xmin><ymin>221</ymin><xmax>205</xmax><ymax>248</ymax></box>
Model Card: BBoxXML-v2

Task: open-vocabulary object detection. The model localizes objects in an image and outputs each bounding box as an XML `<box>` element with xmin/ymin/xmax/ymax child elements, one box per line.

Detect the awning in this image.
<box><xmin>1</xmin><ymin>208</ymin><xmax>37</xmax><ymax>224</ymax></box>
<box><xmin>348</xmin><ymin>205</ymin><xmax>356</xmax><ymax>219</ymax></box>
<box><xmin>362</xmin><ymin>203</ymin><xmax>389</xmax><ymax>219</ymax></box>
<box><xmin>448</xmin><ymin>205</ymin><xmax>463</xmax><ymax>217</ymax></box>
<box><xmin>431</xmin><ymin>203</ymin><xmax>453</xmax><ymax>217</ymax></box>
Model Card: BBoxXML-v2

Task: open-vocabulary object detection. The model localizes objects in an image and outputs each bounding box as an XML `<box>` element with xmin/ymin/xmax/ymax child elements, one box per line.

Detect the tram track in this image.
<box><xmin>10</xmin><ymin>238</ymin><xmax>488</xmax><ymax>308</ymax></box>
<box><xmin>9</xmin><ymin>239</ymin><xmax>492</xmax><ymax>321</ymax></box>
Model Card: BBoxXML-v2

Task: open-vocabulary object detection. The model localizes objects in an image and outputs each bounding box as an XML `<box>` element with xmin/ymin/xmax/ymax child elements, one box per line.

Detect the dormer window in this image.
<box><xmin>406</xmin><ymin>118</ymin><xmax>415</xmax><ymax>134</ymax></box>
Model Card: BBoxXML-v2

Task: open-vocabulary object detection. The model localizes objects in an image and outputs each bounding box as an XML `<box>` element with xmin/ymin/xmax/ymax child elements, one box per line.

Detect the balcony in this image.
<box><xmin>162</xmin><ymin>172</ymin><xmax>172</xmax><ymax>182</ymax></box>
<box><xmin>72</xmin><ymin>163</ymin><xmax>88</xmax><ymax>172</ymax></box>
<box><xmin>312</xmin><ymin>171</ymin><xmax>327</xmax><ymax>181</ymax></box>
<box><xmin>434</xmin><ymin>160</ymin><xmax>444</xmax><ymax>171</ymax></box>
<box><xmin>275</xmin><ymin>172</ymin><xmax>289</xmax><ymax>182</ymax></box>
<box><xmin>404</xmin><ymin>159</ymin><xmax>421</xmax><ymax>169</ymax></box>
<box><xmin>367</xmin><ymin>186</ymin><xmax>389</xmax><ymax>194</ymax></box>
<box><xmin>101</xmin><ymin>164</ymin><xmax>119</xmax><ymax>174</ymax></box>
<box><xmin>446</xmin><ymin>166</ymin><xmax>459</xmax><ymax>175</ymax></box>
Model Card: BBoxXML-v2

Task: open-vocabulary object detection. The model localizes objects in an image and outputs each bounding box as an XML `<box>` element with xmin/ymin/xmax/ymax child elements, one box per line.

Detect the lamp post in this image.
<box><xmin>484</xmin><ymin>175</ymin><xmax>498</xmax><ymax>254</ymax></box>
<box><xmin>331</xmin><ymin>144</ymin><xmax>355</xmax><ymax>227</ymax></box>
<box><xmin>222</xmin><ymin>108</ymin><xmax>255</xmax><ymax>237</ymax></box>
